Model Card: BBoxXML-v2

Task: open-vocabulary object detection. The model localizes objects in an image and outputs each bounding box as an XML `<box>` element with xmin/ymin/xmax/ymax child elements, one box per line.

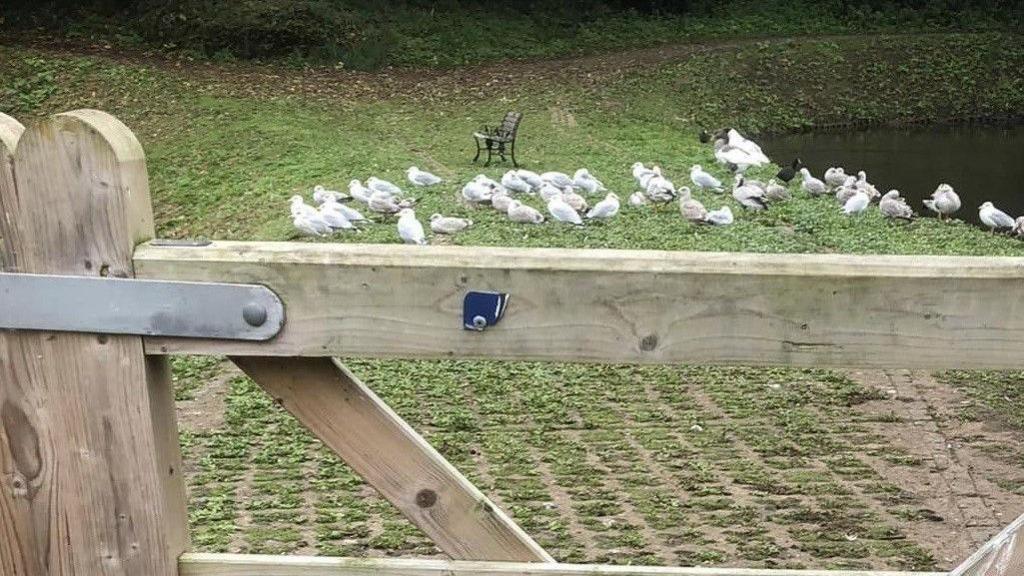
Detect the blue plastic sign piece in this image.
<box><xmin>463</xmin><ymin>291</ymin><xmax>510</xmax><ymax>331</ymax></box>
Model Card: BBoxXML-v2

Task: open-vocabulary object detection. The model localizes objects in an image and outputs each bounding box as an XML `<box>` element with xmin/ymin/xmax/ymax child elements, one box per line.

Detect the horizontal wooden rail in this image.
<box><xmin>178</xmin><ymin>553</ymin><xmax>948</xmax><ymax>576</ymax></box>
<box><xmin>136</xmin><ymin>241</ymin><xmax>1024</xmax><ymax>369</ymax></box>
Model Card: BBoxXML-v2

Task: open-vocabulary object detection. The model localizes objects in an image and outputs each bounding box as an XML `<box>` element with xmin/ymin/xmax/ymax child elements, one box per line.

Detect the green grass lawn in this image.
<box><xmin>4</xmin><ymin>32</ymin><xmax>1024</xmax><ymax>570</ymax></box>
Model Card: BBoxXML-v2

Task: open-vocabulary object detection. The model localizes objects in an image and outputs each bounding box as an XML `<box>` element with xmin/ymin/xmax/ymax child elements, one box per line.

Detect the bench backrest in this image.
<box><xmin>499</xmin><ymin>112</ymin><xmax>522</xmax><ymax>136</ymax></box>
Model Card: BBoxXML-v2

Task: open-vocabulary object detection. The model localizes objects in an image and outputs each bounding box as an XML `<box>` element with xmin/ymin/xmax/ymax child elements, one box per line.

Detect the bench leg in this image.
<box><xmin>473</xmin><ymin>138</ymin><xmax>482</xmax><ymax>163</ymax></box>
<box><xmin>510</xmin><ymin>140</ymin><xmax>518</xmax><ymax>168</ymax></box>
<box><xmin>484</xmin><ymin>141</ymin><xmax>493</xmax><ymax>167</ymax></box>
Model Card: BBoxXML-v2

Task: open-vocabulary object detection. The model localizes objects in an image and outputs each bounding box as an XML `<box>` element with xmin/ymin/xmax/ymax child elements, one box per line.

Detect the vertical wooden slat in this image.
<box><xmin>0</xmin><ymin>112</ymin><xmax>24</xmax><ymax>269</ymax></box>
<box><xmin>0</xmin><ymin>110</ymin><xmax>186</xmax><ymax>575</ymax></box>
<box><xmin>231</xmin><ymin>356</ymin><xmax>553</xmax><ymax>563</ymax></box>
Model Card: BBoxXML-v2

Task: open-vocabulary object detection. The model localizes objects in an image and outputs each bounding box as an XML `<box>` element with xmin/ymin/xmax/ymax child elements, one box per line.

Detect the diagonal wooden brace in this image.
<box><xmin>231</xmin><ymin>356</ymin><xmax>553</xmax><ymax>562</ymax></box>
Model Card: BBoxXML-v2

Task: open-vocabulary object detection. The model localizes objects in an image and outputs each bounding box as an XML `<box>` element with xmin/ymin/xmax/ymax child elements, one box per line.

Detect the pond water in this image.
<box><xmin>762</xmin><ymin>124</ymin><xmax>1024</xmax><ymax>226</ymax></box>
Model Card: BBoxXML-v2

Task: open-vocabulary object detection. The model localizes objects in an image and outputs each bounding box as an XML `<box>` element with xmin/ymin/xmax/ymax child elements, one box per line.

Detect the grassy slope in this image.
<box><xmin>3</xmin><ymin>33</ymin><xmax>1024</xmax><ymax>568</ymax></box>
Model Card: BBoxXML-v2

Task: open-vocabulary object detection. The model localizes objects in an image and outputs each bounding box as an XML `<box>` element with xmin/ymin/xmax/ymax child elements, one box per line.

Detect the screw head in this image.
<box><xmin>242</xmin><ymin>303</ymin><xmax>268</xmax><ymax>327</ymax></box>
<box><xmin>472</xmin><ymin>315</ymin><xmax>488</xmax><ymax>330</ymax></box>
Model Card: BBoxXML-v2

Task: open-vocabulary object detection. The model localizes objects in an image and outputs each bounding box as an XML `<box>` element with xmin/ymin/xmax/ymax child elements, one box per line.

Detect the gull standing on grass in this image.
<box><xmin>319</xmin><ymin>204</ymin><xmax>355</xmax><ymax>230</ymax></box>
<box><xmin>586</xmin><ymin>193</ymin><xmax>620</xmax><ymax>220</ymax></box>
<box><xmin>506</xmin><ymin>200</ymin><xmax>545</xmax><ymax>223</ymax></box>
<box><xmin>645</xmin><ymin>174</ymin><xmax>677</xmax><ymax>206</ymax></box>
<box><xmin>429</xmin><ymin>214</ymin><xmax>472</xmax><ymax>234</ymax></box>
<box><xmin>548</xmin><ymin>195</ymin><xmax>583</xmax><ymax>225</ymax></box>
<box><xmin>732</xmin><ymin>176</ymin><xmax>768</xmax><ymax>211</ymax></box>
<box><xmin>367</xmin><ymin>176</ymin><xmax>403</xmax><ymax>196</ymax></box>
<box><xmin>293</xmin><ymin>214</ymin><xmax>328</xmax><ymax>237</ymax></box>
<box><xmin>632</xmin><ymin>162</ymin><xmax>658</xmax><ymax>188</ymax></box>
<box><xmin>690</xmin><ymin>165</ymin><xmax>723</xmax><ymax>193</ymax></box>
<box><xmin>369</xmin><ymin>191</ymin><xmax>402</xmax><ymax>214</ymax></box>
<box><xmin>923</xmin><ymin>184</ymin><xmax>961</xmax><ymax>220</ymax></box>
<box><xmin>979</xmin><ymin>201</ymin><xmax>1016</xmax><ymax>233</ymax></box>
<box><xmin>397</xmin><ymin>208</ymin><xmax>427</xmax><ymax>245</ymax></box>
<box><xmin>323</xmin><ymin>199</ymin><xmax>367</xmax><ymax>222</ymax></box>
<box><xmin>799</xmin><ymin>168</ymin><xmax>827</xmax><ymax>197</ymax></box>
<box><xmin>879</xmin><ymin>190</ymin><xmax>914</xmax><ymax>221</ymax></box>
<box><xmin>407</xmin><ymin>166</ymin><xmax>443</xmax><ymax>187</ymax></box>
<box><xmin>842</xmin><ymin>190</ymin><xmax>871</xmax><ymax>215</ymax></box>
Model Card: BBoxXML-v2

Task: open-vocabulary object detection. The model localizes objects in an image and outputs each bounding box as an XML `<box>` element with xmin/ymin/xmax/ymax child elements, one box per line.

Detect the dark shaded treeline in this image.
<box><xmin>2</xmin><ymin>0</ymin><xmax>1021</xmax><ymax>68</ymax></box>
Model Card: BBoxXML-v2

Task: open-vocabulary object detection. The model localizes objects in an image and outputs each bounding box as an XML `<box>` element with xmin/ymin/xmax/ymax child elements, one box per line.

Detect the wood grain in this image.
<box><xmin>951</xmin><ymin>513</ymin><xmax>1024</xmax><ymax>576</ymax></box>
<box><xmin>138</xmin><ymin>241</ymin><xmax>1024</xmax><ymax>369</ymax></box>
<box><xmin>178</xmin><ymin>553</ymin><xmax>945</xmax><ymax>576</ymax></box>
<box><xmin>231</xmin><ymin>356</ymin><xmax>553</xmax><ymax>562</ymax></box>
<box><xmin>0</xmin><ymin>110</ymin><xmax>185</xmax><ymax>575</ymax></box>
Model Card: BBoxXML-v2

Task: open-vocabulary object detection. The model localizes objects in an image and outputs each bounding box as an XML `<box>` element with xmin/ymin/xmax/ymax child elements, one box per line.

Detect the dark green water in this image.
<box><xmin>763</xmin><ymin>124</ymin><xmax>1024</xmax><ymax>226</ymax></box>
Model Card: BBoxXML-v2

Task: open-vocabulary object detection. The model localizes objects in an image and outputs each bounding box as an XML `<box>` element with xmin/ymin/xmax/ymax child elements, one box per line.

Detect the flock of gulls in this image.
<box><xmin>290</xmin><ymin>128</ymin><xmax>1024</xmax><ymax>243</ymax></box>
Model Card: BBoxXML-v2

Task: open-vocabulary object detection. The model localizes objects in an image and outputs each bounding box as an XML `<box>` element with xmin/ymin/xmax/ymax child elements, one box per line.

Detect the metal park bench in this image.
<box><xmin>473</xmin><ymin>111</ymin><xmax>522</xmax><ymax>167</ymax></box>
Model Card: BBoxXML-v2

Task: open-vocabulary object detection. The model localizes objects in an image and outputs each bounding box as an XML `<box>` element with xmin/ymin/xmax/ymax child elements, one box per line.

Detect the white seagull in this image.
<box><xmin>462</xmin><ymin>180</ymin><xmax>495</xmax><ymax>203</ymax></box>
<box><xmin>547</xmin><ymin>196</ymin><xmax>583</xmax><ymax>225</ymax></box>
<box><xmin>506</xmin><ymin>200</ymin><xmax>545</xmax><ymax>224</ymax></box>
<box><xmin>323</xmin><ymin>199</ymin><xmax>367</xmax><ymax>222</ymax></box>
<box><xmin>368</xmin><ymin>191</ymin><xmax>402</xmax><ymax>214</ymax></box>
<box><xmin>690</xmin><ymin>165</ymin><xmax>723</xmax><ymax>193</ymax></box>
<box><xmin>490</xmin><ymin>190</ymin><xmax>514</xmax><ymax>213</ymax></box>
<box><xmin>923</xmin><ymin>184</ymin><xmax>961</xmax><ymax>220</ymax></box>
<box><xmin>367</xmin><ymin>176</ymin><xmax>402</xmax><ymax>196</ymax></box>
<box><xmin>407</xmin><ymin>166</ymin><xmax>442</xmax><ymax>187</ymax></box>
<box><xmin>680</xmin><ymin>197</ymin><xmax>708</xmax><ymax>222</ymax></box>
<box><xmin>628</xmin><ymin>192</ymin><xmax>648</xmax><ymax>207</ymax></box>
<box><xmin>319</xmin><ymin>204</ymin><xmax>354</xmax><ymax>230</ymax></box>
<box><xmin>632</xmin><ymin>162</ymin><xmax>657</xmax><ymax>188</ymax></box>
<box><xmin>541</xmin><ymin>171</ymin><xmax>574</xmax><ymax>189</ymax></box>
<box><xmin>586</xmin><ymin>193</ymin><xmax>620</xmax><ymax>219</ymax></box>
<box><xmin>979</xmin><ymin>201</ymin><xmax>1015</xmax><ymax>232</ymax></box>
<box><xmin>732</xmin><ymin>176</ymin><xmax>769</xmax><ymax>211</ymax></box>
<box><xmin>429</xmin><ymin>214</ymin><xmax>472</xmax><ymax>234</ymax></box>
<box><xmin>824</xmin><ymin>167</ymin><xmax>847</xmax><ymax>189</ymax></box>
<box><xmin>501</xmin><ymin>170</ymin><xmax>533</xmax><ymax>194</ymax></box>
<box><xmin>397</xmin><ymin>208</ymin><xmax>427</xmax><ymax>244</ymax></box>
<box><xmin>293</xmin><ymin>214</ymin><xmax>327</xmax><ymax>237</ymax></box>
<box><xmin>842</xmin><ymin>190</ymin><xmax>871</xmax><ymax>215</ymax></box>
<box><xmin>704</xmin><ymin>206</ymin><xmax>734</xmax><ymax>226</ymax></box>
<box><xmin>573</xmin><ymin>168</ymin><xmax>606</xmax><ymax>195</ymax></box>
<box><xmin>349</xmin><ymin>179</ymin><xmax>372</xmax><ymax>204</ymax></box>
<box><xmin>562</xmin><ymin>188</ymin><xmax>589</xmax><ymax>212</ymax></box>
<box><xmin>799</xmin><ymin>168</ymin><xmax>827</xmax><ymax>197</ymax></box>
<box><xmin>879</xmin><ymin>190</ymin><xmax>914</xmax><ymax>221</ymax></box>
<box><xmin>516</xmin><ymin>169</ymin><xmax>544</xmax><ymax>190</ymax></box>
<box><xmin>313</xmin><ymin>185</ymin><xmax>346</xmax><ymax>204</ymax></box>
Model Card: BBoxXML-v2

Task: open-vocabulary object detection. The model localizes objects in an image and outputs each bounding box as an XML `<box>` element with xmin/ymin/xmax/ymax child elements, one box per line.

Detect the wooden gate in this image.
<box><xmin>0</xmin><ymin>110</ymin><xmax>1019</xmax><ymax>576</ymax></box>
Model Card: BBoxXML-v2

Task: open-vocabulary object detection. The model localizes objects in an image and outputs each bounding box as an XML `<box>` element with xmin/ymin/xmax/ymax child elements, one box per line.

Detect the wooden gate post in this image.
<box><xmin>0</xmin><ymin>110</ymin><xmax>188</xmax><ymax>575</ymax></box>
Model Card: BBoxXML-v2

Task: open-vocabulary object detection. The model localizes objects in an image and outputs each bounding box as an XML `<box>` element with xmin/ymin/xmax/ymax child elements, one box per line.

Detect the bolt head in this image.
<box><xmin>242</xmin><ymin>302</ymin><xmax>268</xmax><ymax>327</ymax></box>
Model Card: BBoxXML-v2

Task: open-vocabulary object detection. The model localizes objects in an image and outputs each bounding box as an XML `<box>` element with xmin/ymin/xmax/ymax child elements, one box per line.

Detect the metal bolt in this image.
<box><xmin>472</xmin><ymin>315</ymin><xmax>488</xmax><ymax>330</ymax></box>
<box><xmin>242</xmin><ymin>303</ymin><xmax>267</xmax><ymax>327</ymax></box>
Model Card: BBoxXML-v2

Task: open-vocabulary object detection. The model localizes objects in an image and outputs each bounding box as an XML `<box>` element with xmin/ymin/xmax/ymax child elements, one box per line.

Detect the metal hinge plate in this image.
<box><xmin>0</xmin><ymin>273</ymin><xmax>284</xmax><ymax>341</ymax></box>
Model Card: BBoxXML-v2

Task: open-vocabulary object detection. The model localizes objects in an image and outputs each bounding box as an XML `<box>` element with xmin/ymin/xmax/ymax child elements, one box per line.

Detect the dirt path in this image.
<box><xmin>851</xmin><ymin>369</ymin><xmax>1024</xmax><ymax>567</ymax></box>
